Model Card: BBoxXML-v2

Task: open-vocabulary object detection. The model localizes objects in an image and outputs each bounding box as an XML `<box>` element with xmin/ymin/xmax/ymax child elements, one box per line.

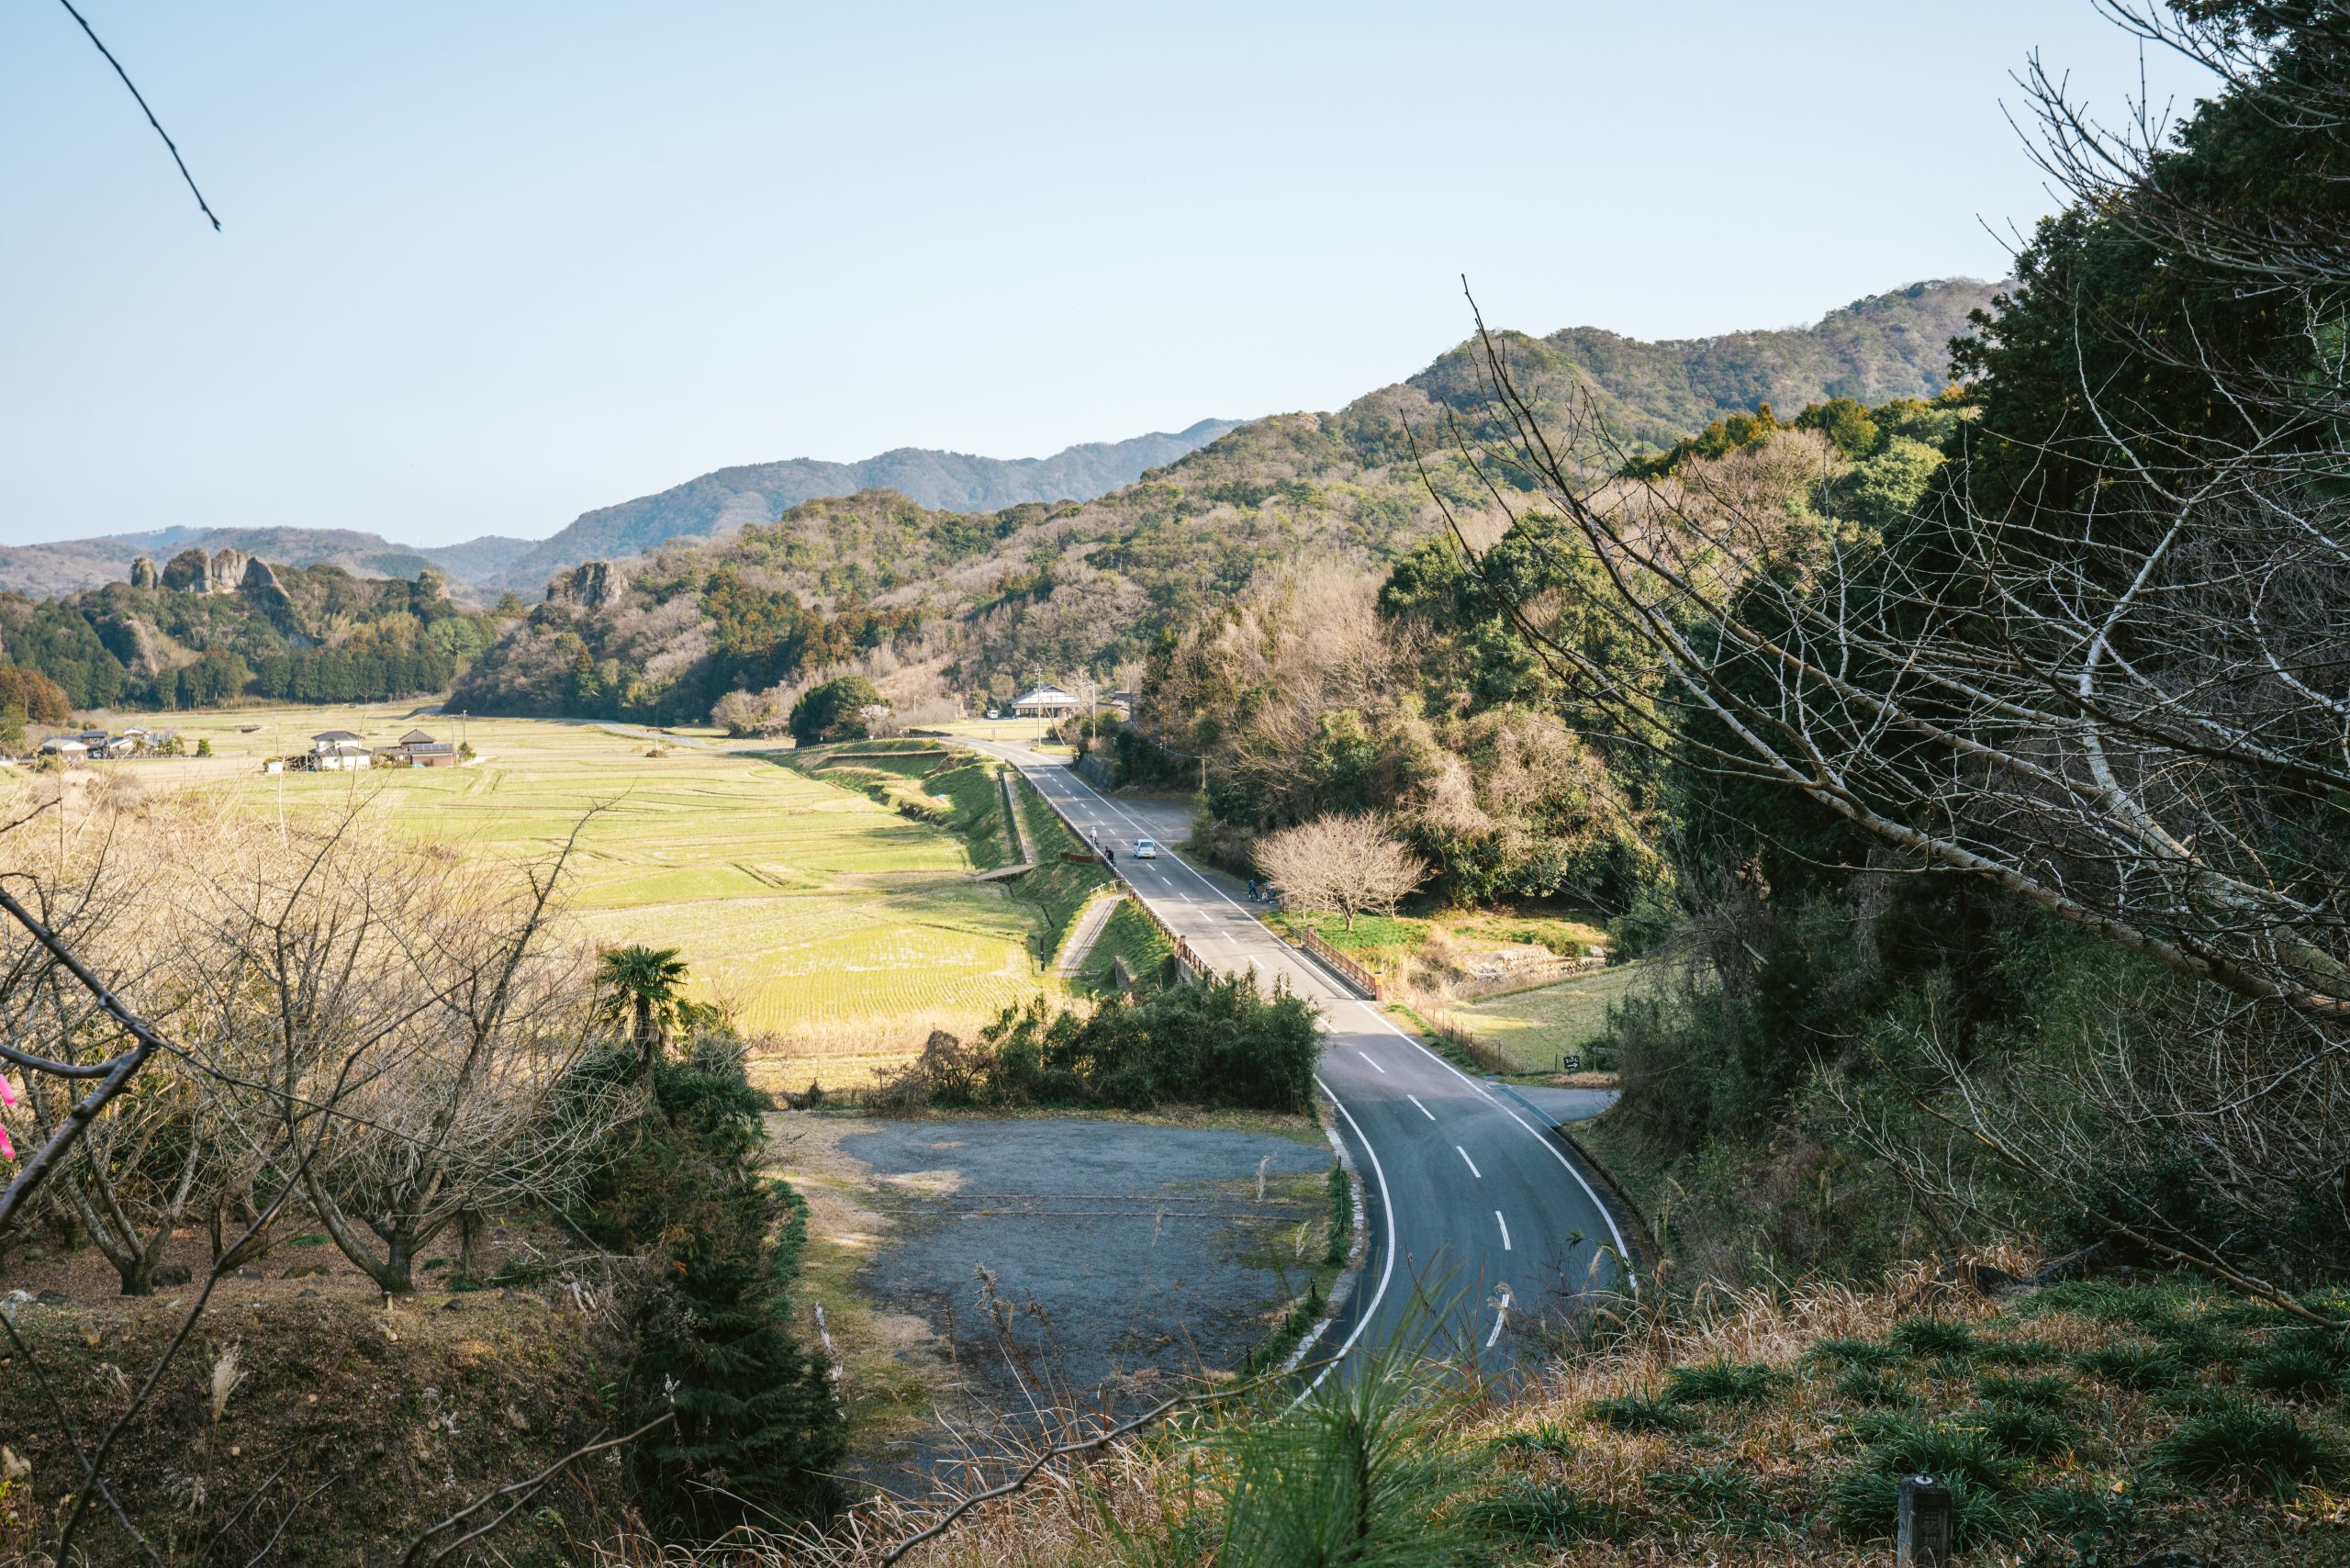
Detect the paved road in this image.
<box><xmin>966</xmin><ymin>739</ymin><xmax>1630</xmax><ymax>1382</ymax></box>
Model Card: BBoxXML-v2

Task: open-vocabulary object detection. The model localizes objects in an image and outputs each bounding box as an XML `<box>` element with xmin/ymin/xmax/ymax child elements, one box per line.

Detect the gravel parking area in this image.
<box><xmin>840</xmin><ymin>1115</ymin><xmax>1331</xmax><ymax>1483</ymax></box>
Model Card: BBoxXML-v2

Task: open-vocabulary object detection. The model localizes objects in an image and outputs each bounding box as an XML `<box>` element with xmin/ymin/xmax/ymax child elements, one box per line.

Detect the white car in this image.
<box><xmin>1133</xmin><ymin>837</ymin><xmax>1158</xmax><ymax>859</ymax></box>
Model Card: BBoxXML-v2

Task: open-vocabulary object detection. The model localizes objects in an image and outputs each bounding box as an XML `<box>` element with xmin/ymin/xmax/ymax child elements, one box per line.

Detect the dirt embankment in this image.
<box><xmin>2</xmin><ymin>1238</ymin><xmax>632</xmax><ymax>1565</ymax></box>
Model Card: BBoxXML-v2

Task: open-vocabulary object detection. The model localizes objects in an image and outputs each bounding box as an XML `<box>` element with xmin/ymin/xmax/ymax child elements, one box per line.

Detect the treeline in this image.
<box><xmin>0</xmin><ymin>566</ymin><xmax>504</xmax><ymax>711</ymax></box>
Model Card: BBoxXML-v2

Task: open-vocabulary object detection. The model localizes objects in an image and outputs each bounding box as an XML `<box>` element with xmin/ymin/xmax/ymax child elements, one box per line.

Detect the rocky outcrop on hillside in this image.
<box><xmin>546</xmin><ymin>559</ymin><xmax>627</xmax><ymax>610</ymax></box>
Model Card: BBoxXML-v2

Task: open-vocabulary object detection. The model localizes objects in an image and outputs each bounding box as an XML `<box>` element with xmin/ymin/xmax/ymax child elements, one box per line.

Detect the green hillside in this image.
<box><xmin>0</xmin><ymin>546</ymin><xmax>508</xmax><ymax>711</ymax></box>
<box><xmin>451</xmin><ymin>279</ymin><xmax>1994</xmax><ymax>722</ymax></box>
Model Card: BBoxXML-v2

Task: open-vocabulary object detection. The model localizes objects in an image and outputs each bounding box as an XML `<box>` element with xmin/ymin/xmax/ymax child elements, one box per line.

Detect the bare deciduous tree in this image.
<box><xmin>1254</xmin><ymin>813</ymin><xmax>1428</xmax><ymax>931</ymax></box>
<box><xmin>164</xmin><ymin>812</ymin><xmax>627</xmax><ymax>1294</ymax></box>
<box><xmin>1429</xmin><ymin>3</ymin><xmax>2349</xmax><ymax>1310</ymax></box>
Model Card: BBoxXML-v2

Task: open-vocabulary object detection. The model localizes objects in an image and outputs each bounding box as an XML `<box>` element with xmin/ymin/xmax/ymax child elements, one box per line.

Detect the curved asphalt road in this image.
<box><xmin>967</xmin><ymin>738</ymin><xmax>1629</xmax><ymax>1383</ymax></box>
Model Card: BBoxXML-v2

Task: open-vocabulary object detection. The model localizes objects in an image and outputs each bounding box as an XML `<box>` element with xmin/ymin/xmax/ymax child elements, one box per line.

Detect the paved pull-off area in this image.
<box><xmin>966</xmin><ymin>739</ymin><xmax>1630</xmax><ymax>1376</ymax></box>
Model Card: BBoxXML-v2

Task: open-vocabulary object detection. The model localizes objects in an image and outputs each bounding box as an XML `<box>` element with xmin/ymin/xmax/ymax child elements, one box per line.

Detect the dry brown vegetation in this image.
<box><xmin>579</xmin><ymin>1259</ymin><xmax>2350</xmax><ymax>1567</ymax></box>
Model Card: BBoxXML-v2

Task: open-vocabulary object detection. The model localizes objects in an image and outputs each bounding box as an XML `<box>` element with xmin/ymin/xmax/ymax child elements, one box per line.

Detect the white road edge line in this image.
<box><xmin>1299</xmin><ymin>1078</ymin><xmax>1395</xmax><ymax>1403</ymax></box>
<box><xmin>1405</xmin><ymin>1093</ymin><xmax>1435</xmax><ymax>1121</ymax></box>
<box><xmin>1348</xmin><ymin>999</ymin><xmax>1636</xmax><ymax>1284</ymax></box>
<box><xmin>994</xmin><ymin>751</ymin><xmax>1636</xmax><ymax>1331</ymax></box>
<box><xmin>1456</xmin><ymin>1145</ymin><xmax>1482</xmax><ymax>1179</ymax></box>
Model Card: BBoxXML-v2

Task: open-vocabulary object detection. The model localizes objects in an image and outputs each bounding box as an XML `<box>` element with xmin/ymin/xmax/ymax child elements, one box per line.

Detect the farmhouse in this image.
<box><xmin>308</xmin><ymin>732</ymin><xmax>371</xmax><ymax>771</ymax></box>
<box><xmin>375</xmin><ymin>729</ymin><xmax>456</xmax><ymax>767</ymax></box>
<box><xmin>1010</xmin><ymin>684</ymin><xmax>1080</xmax><ymax>719</ymax></box>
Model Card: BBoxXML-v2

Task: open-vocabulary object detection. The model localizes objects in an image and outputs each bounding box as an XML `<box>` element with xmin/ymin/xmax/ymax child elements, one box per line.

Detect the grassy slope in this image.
<box><xmin>813</xmin><ymin>1266</ymin><xmax>2350</xmax><ymax>1566</ymax></box>
<box><xmin>1004</xmin><ymin>773</ymin><xmax>1110</xmax><ymax>959</ymax></box>
<box><xmin>1454</xmin><ymin>962</ymin><xmax>1650</xmax><ymax>1073</ymax></box>
<box><xmin>928</xmin><ymin>760</ymin><xmax>1012</xmax><ymax>871</ymax></box>
<box><xmin>1269</xmin><ymin>909</ymin><xmax>1606</xmax><ymax>972</ymax></box>
<box><xmin>0</xmin><ymin>1283</ymin><xmax>621</xmax><ymax>1564</ymax></box>
<box><xmin>1461</xmin><ymin>1271</ymin><xmax>2350</xmax><ymax>1565</ymax></box>
<box><xmin>1072</xmin><ymin>898</ymin><xmax>1176</xmax><ymax>997</ymax></box>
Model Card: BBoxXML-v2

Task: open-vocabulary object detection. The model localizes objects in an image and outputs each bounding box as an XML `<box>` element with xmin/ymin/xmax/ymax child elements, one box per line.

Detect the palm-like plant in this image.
<box><xmin>596</xmin><ymin>945</ymin><xmax>691</xmax><ymax>1081</ymax></box>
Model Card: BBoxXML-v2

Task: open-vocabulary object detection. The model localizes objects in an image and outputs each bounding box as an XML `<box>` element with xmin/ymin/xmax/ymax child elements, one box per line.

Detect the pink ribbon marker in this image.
<box><xmin>0</xmin><ymin>1071</ymin><xmax>17</xmax><ymax>1160</ymax></box>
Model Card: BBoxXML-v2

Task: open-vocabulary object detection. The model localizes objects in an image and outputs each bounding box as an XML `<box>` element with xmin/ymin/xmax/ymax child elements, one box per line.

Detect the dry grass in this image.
<box><xmin>579</xmin><ymin>1255</ymin><xmax>2350</xmax><ymax>1566</ymax></box>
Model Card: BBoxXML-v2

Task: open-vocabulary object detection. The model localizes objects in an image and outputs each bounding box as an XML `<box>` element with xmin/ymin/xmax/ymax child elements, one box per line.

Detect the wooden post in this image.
<box><xmin>1897</xmin><ymin>1474</ymin><xmax>1951</xmax><ymax>1568</ymax></box>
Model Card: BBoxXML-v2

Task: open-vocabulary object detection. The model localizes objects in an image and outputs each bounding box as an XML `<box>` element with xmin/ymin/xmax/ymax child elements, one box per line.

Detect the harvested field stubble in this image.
<box><xmin>163</xmin><ymin>710</ymin><xmax>1058</xmax><ymax>1084</ymax></box>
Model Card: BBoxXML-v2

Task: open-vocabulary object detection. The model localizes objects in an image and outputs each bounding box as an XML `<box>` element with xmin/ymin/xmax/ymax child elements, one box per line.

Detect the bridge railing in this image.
<box><xmin>1293</xmin><ymin>925</ymin><xmax>1384</xmax><ymax>1001</ymax></box>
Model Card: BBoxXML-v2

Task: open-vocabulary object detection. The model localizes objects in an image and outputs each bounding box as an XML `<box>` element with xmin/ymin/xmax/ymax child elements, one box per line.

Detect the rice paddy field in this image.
<box><xmin>129</xmin><ymin>703</ymin><xmax>1055</xmax><ymax>1089</ymax></box>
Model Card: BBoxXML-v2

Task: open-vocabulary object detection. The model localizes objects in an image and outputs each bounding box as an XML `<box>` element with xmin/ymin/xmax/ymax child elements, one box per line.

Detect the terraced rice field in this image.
<box><xmin>152</xmin><ymin>704</ymin><xmax>1051</xmax><ymax>1081</ymax></box>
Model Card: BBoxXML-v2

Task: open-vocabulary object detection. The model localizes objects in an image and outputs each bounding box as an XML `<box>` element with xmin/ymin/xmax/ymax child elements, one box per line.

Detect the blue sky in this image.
<box><xmin>0</xmin><ymin>3</ymin><xmax>2213</xmax><ymax>548</ymax></box>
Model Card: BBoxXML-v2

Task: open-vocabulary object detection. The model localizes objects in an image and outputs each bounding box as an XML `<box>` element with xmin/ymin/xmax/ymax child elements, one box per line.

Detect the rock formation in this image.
<box><xmin>208</xmin><ymin>549</ymin><xmax>255</xmax><ymax>595</ymax></box>
<box><xmin>159</xmin><ymin>548</ymin><xmax>212</xmax><ymax>592</ymax></box>
<box><xmin>546</xmin><ymin>559</ymin><xmax>627</xmax><ymax>610</ymax></box>
<box><xmin>129</xmin><ymin>555</ymin><xmax>157</xmax><ymax>589</ymax></box>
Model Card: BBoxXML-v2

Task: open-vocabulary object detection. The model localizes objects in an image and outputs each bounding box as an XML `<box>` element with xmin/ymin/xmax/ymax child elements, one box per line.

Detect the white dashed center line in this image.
<box><xmin>1405</xmin><ymin>1094</ymin><xmax>1435</xmax><ymax>1121</ymax></box>
<box><xmin>1494</xmin><ymin>1211</ymin><xmax>1512</xmax><ymax>1251</ymax></box>
<box><xmin>1357</xmin><ymin>1050</ymin><xmax>1386</xmax><ymax>1075</ymax></box>
<box><xmin>1456</xmin><ymin>1146</ymin><xmax>1482</xmax><ymax>1179</ymax></box>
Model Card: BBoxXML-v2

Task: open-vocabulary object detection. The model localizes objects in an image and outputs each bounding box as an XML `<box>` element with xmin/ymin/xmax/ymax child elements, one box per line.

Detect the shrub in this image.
<box><xmin>1842</xmin><ymin>1413</ymin><xmax>2019</xmax><ymax>1491</ymax></box>
<box><xmin>1664</xmin><ymin>1357</ymin><xmax>1785</xmax><ymax>1406</ymax></box>
<box><xmin>1833</xmin><ymin>1368</ymin><xmax>1911</xmax><ymax>1406</ymax></box>
<box><xmin>1490</xmin><ymin>1419</ymin><xmax>1575</xmax><ymax>1457</ymax></box>
<box><xmin>1472</xmin><ymin>1480</ymin><xmax>1625</xmax><ymax>1544</ymax></box>
<box><xmin>1825</xmin><ymin>1469</ymin><xmax>2012</xmax><ymax>1546</ymax></box>
<box><xmin>1889</xmin><ymin>1316</ymin><xmax>1976</xmax><ymax>1357</ymax></box>
<box><xmin>1581</xmin><ymin>1393</ymin><xmax>1695</xmax><ymax>1434</ymax></box>
<box><xmin>2152</xmin><ymin>1399</ymin><xmax>2341</xmax><ymax>1496</ymax></box>
<box><xmin>1649</xmin><ymin>1464</ymin><xmax>1779</xmax><ymax>1532</ymax></box>
<box><xmin>1975</xmin><ymin>1372</ymin><xmax>2076</xmax><ymax>1411</ymax></box>
<box><xmin>883</xmin><ymin>975</ymin><xmax>1320</xmax><ymax>1114</ymax></box>
<box><xmin>2074</xmin><ymin>1342</ymin><xmax>2185</xmax><ymax>1391</ymax></box>
<box><xmin>1973</xmin><ymin>1402</ymin><xmax>2083</xmax><ymax>1459</ymax></box>
<box><xmin>2243</xmin><ymin>1331</ymin><xmax>2350</xmax><ymax>1399</ymax></box>
<box><xmin>1807</xmin><ymin>1338</ymin><xmax>1901</xmax><ymax>1372</ymax></box>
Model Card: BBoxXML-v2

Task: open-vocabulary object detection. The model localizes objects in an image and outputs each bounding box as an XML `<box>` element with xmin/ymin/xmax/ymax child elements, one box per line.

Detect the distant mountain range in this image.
<box><xmin>1</xmin><ymin>279</ymin><xmax>1996</xmax><ymax>610</ymax></box>
<box><xmin>453</xmin><ymin>279</ymin><xmax>2004</xmax><ymax>721</ymax></box>
<box><xmin>482</xmin><ymin>419</ymin><xmax>1248</xmax><ymax>594</ymax></box>
<box><xmin>0</xmin><ymin>422</ymin><xmax>1249</xmax><ymax>601</ymax></box>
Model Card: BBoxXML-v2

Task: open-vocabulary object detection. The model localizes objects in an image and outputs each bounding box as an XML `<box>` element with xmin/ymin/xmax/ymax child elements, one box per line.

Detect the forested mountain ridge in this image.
<box><xmin>0</xmin><ymin>545</ymin><xmax>507</xmax><ymax>711</ymax></box>
<box><xmin>450</xmin><ymin>279</ymin><xmax>1996</xmax><ymax>723</ymax></box>
<box><xmin>479</xmin><ymin>418</ymin><xmax>1249</xmax><ymax>593</ymax></box>
<box><xmin>0</xmin><ymin>423</ymin><xmax>1246</xmax><ymax>600</ymax></box>
<box><xmin>1535</xmin><ymin>277</ymin><xmax>1994</xmax><ymax>448</ymax></box>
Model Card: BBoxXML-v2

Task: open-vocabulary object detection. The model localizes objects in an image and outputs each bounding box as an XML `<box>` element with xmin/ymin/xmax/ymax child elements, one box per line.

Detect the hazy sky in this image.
<box><xmin>1</xmin><ymin>3</ymin><xmax>2213</xmax><ymax>548</ymax></box>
